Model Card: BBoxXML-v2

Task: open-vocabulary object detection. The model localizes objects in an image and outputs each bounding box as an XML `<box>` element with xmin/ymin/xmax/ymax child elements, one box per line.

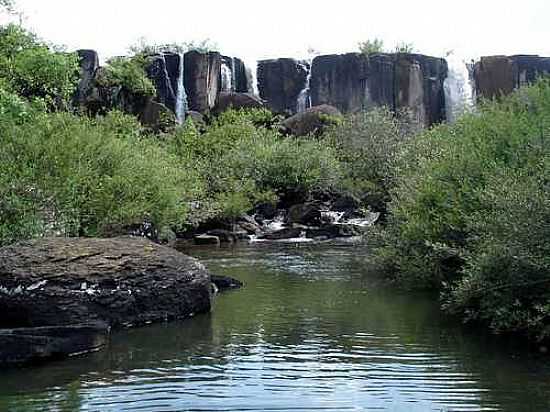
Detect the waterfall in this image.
<box><xmin>221</xmin><ymin>60</ymin><xmax>233</xmax><ymax>92</ymax></box>
<box><xmin>444</xmin><ymin>54</ymin><xmax>474</xmax><ymax>123</ymax></box>
<box><xmin>175</xmin><ymin>53</ymin><xmax>187</xmax><ymax>124</ymax></box>
<box><xmin>296</xmin><ymin>62</ymin><xmax>311</xmax><ymax>113</ymax></box>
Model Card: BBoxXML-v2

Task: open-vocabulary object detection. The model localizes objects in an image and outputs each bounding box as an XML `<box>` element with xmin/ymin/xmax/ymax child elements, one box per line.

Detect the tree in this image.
<box><xmin>358</xmin><ymin>38</ymin><xmax>385</xmax><ymax>55</ymax></box>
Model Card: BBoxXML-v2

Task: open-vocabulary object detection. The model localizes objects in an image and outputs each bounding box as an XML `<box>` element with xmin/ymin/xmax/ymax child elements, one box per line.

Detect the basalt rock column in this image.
<box><xmin>257</xmin><ymin>58</ymin><xmax>308</xmax><ymax>114</ymax></box>
<box><xmin>74</xmin><ymin>49</ymin><xmax>100</xmax><ymax>107</ymax></box>
<box><xmin>184</xmin><ymin>50</ymin><xmax>222</xmax><ymax>114</ymax></box>
<box><xmin>474</xmin><ymin>55</ymin><xmax>550</xmax><ymax>99</ymax></box>
<box><xmin>394</xmin><ymin>53</ymin><xmax>448</xmax><ymax>127</ymax></box>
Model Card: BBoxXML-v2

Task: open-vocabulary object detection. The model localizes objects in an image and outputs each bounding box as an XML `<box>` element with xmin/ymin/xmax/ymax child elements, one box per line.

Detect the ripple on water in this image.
<box><xmin>1</xmin><ymin>244</ymin><xmax>550</xmax><ymax>412</ymax></box>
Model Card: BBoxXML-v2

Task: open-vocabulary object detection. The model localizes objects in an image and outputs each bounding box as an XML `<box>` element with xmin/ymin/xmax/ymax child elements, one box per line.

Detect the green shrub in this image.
<box><xmin>97</xmin><ymin>55</ymin><xmax>156</xmax><ymax>97</ymax></box>
<box><xmin>377</xmin><ymin>80</ymin><xmax>550</xmax><ymax>339</ymax></box>
<box><xmin>0</xmin><ymin>108</ymin><xmax>202</xmax><ymax>244</ymax></box>
<box><xmin>323</xmin><ymin>107</ymin><xmax>415</xmax><ymax>207</ymax></box>
<box><xmin>167</xmin><ymin>109</ymin><xmax>342</xmax><ymax>221</ymax></box>
<box><xmin>0</xmin><ymin>24</ymin><xmax>79</xmax><ymax>109</ymax></box>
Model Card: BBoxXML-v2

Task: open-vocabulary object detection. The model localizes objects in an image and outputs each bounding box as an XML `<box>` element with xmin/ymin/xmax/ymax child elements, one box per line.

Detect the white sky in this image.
<box><xmin>3</xmin><ymin>0</ymin><xmax>550</xmax><ymax>66</ymax></box>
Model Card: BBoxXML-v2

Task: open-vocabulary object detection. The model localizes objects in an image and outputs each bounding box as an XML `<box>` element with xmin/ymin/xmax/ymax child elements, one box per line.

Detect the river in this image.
<box><xmin>1</xmin><ymin>243</ymin><xmax>549</xmax><ymax>411</ymax></box>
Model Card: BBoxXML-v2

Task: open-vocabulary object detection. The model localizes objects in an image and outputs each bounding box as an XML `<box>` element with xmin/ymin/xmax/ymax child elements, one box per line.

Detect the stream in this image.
<box><xmin>1</xmin><ymin>243</ymin><xmax>549</xmax><ymax>411</ymax></box>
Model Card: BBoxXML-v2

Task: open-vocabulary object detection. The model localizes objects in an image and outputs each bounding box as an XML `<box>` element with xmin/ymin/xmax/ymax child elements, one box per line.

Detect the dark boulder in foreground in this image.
<box><xmin>281</xmin><ymin>104</ymin><xmax>342</xmax><ymax>136</ymax></box>
<box><xmin>0</xmin><ymin>323</ymin><xmax>109</xmax><ymax>366</ymax></box>
<box><xmin>0</xmin><ymin>237</ymin><xmax>213</xmax><ymax>330</ymax></box>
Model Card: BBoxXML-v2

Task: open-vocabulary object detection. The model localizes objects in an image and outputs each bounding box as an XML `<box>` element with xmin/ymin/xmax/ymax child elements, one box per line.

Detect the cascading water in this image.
<box><xmin>444</xmin><ymin>54</ymin><xmax>474</xmax><ymax>123</ymax></box>
<box><xmin>221</xmin><ymin>60</ymin><xmax>233</xmax><ymax>92</ymax></box>
<box><xmin>296</xmin><ymin>62</ymin><xmax>312</xmax><ymax>113</ymax></box>
<box><xmin>175</xmin><ymin>53</ymin><xmax>188</xmax><ymax>124</ymax></box>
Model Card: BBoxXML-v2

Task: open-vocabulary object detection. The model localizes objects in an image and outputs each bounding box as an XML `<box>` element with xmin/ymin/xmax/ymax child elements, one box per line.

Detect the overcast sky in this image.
<box><xmin>3</xmin><ymin>0</ymin><xmax>550</xmax><ymax>66</ymax></box>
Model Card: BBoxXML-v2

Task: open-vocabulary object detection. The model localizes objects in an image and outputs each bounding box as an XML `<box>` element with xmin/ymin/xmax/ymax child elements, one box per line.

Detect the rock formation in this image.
<box><xmin>309</xmin><ymin>52</ymin><xmax>447</xmax><ymax>127</ymax></box>
<box><xmin>474</xmin><ymin>55</ymin><xmax>550</xmax><ymax>99</ymax></box>
<box><xmin>257</xmin><ymin>58</ymin><xmax>308</xmax><ymax>114</ymax></box>
<box><xmin>0</xmin><ymin>237</ymin><xmax>212</xmax><ymax>330</ymax></box>
<box><xmin>184</xmin><ymin>50</ymin><xmax>221</xmax><ymax>114</ymax></box>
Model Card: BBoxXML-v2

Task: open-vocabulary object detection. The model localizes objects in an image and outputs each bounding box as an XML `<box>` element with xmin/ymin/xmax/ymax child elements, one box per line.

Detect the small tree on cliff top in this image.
<box><xmin>358</xmin><ymin>38</ymin><xmax>385</xmax><ymax>55</ymax></box>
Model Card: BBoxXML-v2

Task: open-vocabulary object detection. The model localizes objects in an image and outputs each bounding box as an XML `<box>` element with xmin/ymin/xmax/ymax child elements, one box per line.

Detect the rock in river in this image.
<box><xmin>0</xmin><ymin>237</ymin><xmax>213</xmax><ymax>330</ymax></box>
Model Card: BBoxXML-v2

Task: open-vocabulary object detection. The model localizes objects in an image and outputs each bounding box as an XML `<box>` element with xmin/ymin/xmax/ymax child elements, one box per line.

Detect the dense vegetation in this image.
<box><xmin>376</xmin><ymin>81</ymin><xmax>550</xmax><ymax>341</ymax></box>
<box><xmin>0</xmin><ymin>19</ymin><xmax>548</xmax><ymax>343</ymax></box>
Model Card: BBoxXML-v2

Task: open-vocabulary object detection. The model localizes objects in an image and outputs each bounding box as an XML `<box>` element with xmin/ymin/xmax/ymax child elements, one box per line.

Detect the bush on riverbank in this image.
<box><xmin>376</xmin><ymin>80</ymin><xmax>550</xmax><ymax>340</ymax></box>
<box><xmin>0</xmin><ymin>98</ymin><xmax>201</xmax><ymax>244</ymax></box>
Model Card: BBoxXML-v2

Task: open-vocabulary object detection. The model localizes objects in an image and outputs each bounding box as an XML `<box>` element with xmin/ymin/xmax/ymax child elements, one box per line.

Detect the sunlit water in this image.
<box><xmin>1</xmin><ymin>244</ymin><xmax>550</xmax><ymax>411</ymax></box>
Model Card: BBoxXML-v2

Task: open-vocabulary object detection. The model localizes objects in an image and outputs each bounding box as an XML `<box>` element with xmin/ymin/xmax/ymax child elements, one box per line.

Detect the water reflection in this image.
<box><xmin>1</xmin><ymin>244</ymin><xmax>549</xmax><ymax>411</ymax></box>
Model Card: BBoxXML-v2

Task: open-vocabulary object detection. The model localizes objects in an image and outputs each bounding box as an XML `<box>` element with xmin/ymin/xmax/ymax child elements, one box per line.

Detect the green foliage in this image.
<box><xmin>128</xmin><ymin>37</ymin><xmax>219</xmax><ymax>55</ymax></box>
<box><xmin>0</xmin><ymin>24</ymin><xmax>79</xmax><ymax>109</ymax></box>
<box><xmin>358</xmin><ymin>38</ymin><xmax>385</xmax><ymax>55</ymax></box>
<box><xmin>167</xmin><ymin>108</ymin><xmax>342</xmax><ymax>221</ymax></box>
<box><xmin>358</xmin><ymin>39</ymin><xmax>416</xmax><ymax>55</ymax></box>
<box><xmin>0</xmin><ymin>106</ymin><xmax>201</xmax><ymax>244</ymax></box>
<box><xmin>323</xmin><ymin>107</ymin><xmax>415</xmax><ymax>206</ymax></box>
<box><xmin>97</xmin><ymin>55</ymin><xmax>156</xmax><ymax>97</ymax></box>
<box><xmin>377</xmin><ymin>80</ymin><xmax>550</xmax><ymax>339</ymax></box>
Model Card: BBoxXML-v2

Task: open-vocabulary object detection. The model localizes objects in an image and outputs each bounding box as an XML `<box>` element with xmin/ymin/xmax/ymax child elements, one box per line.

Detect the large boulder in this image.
<box><xmin>184</xmin><ymin>50</ymin><xmax>221</xmax><ymax>114</ymax></box>
<box><xmin>257</xmin><ymin>58</ymin><xmax>308</xmax><ymax>114</ymax></box>
<box><xmin>0</xmin><ymin>237</ymin><xmax>212</xmax><ymax>330</ymax></box>
<box><xmin>214</xmin><ymin>92</ymin><xmax>264</xmax><ymax>113</ymax></box>
<box><xmin>281</xmin><ymin>104</ymin><xmax>342</xmax><ymax>136</ymax></box>
<box><xmin>474</xmin><ymin>55</ymin><xmax>550</xmax><ymax>99</ymax></box>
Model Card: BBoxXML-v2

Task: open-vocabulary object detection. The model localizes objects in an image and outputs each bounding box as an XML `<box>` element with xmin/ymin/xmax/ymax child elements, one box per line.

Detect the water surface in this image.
<box><xmin>1</xmin><ymin>243</ymin><xmax>549</xmax><ymax>411</ymax></box>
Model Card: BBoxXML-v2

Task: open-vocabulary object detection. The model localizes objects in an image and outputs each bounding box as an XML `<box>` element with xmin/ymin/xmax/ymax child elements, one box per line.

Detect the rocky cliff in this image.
<box><xmin>310</xmin><ymin>52</ymin><xmax>447</xmax><ymax>127</ymax></box>
<box><xmin>474</xmin><ymin>55</ymin><xmax>550</xmax><ymax>99</ymax></box>
<box><xmin>257</xmin><ymin>58</ymin><xmax>308</xmax><ymax>114</ymax></box>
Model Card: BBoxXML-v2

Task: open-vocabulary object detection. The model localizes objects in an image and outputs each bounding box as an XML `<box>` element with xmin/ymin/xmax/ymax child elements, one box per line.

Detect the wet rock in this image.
<box><xmin>206</xmin><ymin>229</ymin><xmax>238</xmax><ymax>243</ymax></box>
<box><xmin>257</xmin><ymin>58</ymin><xmax>308</xmax><ymax>114</ymax></box>
<box><xmin>146</xmin><ymin>54</ymin><xmax>178</xmax><ymax>115</ymax></box>
<box><xmin>210</xmin><ymin>274</ymin><xmax>243</xmax><ymax>291</ymax></box>
<box><xmin>394</xmin><ymin>53</ymin><xmax>447</xmax><ymax>127</ymax></box>
<box><xmin>254</xmin><ymin>203</ymin><xmax>278</xmax><ymax>221</ymax></box>
<box><xmin>281</xmin><ymin>104</ymin><xmax>342</xmax><ymax>137</ymax></box>
<box><xmin>184</xmin><ymin>50</ymin><xmax>221</xmax><ymax>114</ymax></box>
<box><xmin>332</xmin><ymin>194</ymin><xmax>361</xmax><ymax>212</ymax></box>
<box><xmin>0</xmin><ymin>237</ymin><xmax>212</xmax><ymax>330</ymax></box>
<box><xmin>259</xmin><ymin>228</ymin><xmax>303</xmax><ymax>240</ymax></box>
<box><xmin>306</xmin><ymin>224</ymin><xmax>365</xmax><ymax>239</ymax></box>
<box><xmin>214</xmin><ymin>92</ymin><xmax>264</xmax><ymax>113</ymax></box>
<box><xmin>220</xmin><ymin>56</ymin><xmax>250</xmax><ymax>93</ymax></box>
<box><xmin>0</xmin><ymin>322</ymin><xmax>109</xmax><ymax>366</ymax></box>
<box><xmin>194</xmin><ymin>234</ymin><xmax>221</xmax><ymax>246</ymax></box>
<box><xmin>287</xmin><ymin>203</ymin><xmax>323</xmax><ymax>226</ymax></box>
